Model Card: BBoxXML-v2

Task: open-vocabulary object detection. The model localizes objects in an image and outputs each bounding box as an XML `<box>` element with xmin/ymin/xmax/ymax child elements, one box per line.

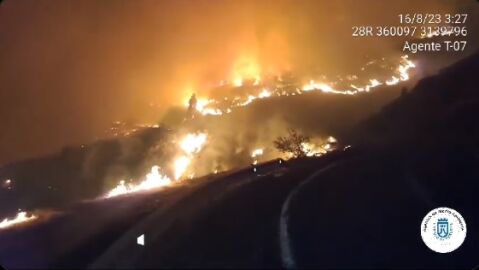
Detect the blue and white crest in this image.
<box><xmin>422</xmin><ymin>207</ymin><xmax>466</xmax><ymax>253</ymax></box>
<box><xmin>435</xmin><ymin>218</ymin><xmax>451</xmax><ymax>240</ymax></box>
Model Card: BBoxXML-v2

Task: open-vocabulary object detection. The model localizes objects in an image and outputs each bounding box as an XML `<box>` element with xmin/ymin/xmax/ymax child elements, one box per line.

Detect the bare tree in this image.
<box><xmin>274</xmin><ymin>129</ymin><xmax>311</xmax><ymax>158</ymax></box>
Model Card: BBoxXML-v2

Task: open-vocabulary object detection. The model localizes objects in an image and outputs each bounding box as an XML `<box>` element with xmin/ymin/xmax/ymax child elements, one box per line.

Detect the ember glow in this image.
<box><xmin>0</xmin><ymin>211</ymin><xmax>37</xmax><ymax>230</ymax></box>
<box><xmin>108</xmin><ymin>121</ymin><xmax>160</xmax><ymax>137</ymax></box>
<box><xmin>2</xmin><ymin>179</ymin><xmax>12</xmax><ymax>190</ymax></box>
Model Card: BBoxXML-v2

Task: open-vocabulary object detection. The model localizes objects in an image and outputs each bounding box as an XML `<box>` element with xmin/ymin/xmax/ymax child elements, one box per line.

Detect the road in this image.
<box><xmin>89</xmin><ymin>154</ymin><xmax>344</xmax><ymax>269</ymax></box>
<box><xmin>0</xmin><ymin>151</ymin><xmax>344</xmax><ymax>269</ymax></box>
<box><xmin>0</xmin><ymin>148</ymin><xmax>477</xmax><ymax>269</ymax></box>
<box><xmin>285</xmin><ymin>155</ymin><xmax>478</xmax><ymax>269</ymax></box>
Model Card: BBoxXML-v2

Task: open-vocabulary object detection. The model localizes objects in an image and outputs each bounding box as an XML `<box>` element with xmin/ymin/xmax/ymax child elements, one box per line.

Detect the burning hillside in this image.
<box><xmin>181</xmin><ymin>55</ymin><xmax>415</xmax><ymax>117</ymax></box>
<box><xmin>103</xmin><ymin>131</ymin><xmax>338</xmax><ymax>199</ymax></box>
<box><xmin>0</xmin><ymin>211</ymin><xmax>37</xmax><ymax>230</ymax></box>
<box><xmin>98</xmin><ymin>53</ymin><xmax>416</xmax><ymax>199</ymax></box>
<box><xmin>0</xmin><ymin>51</ymin><xmax>417</xmax><ymax>231</ymax></box>
<box><xmin>0</xmin><ymin>1</ymin><xmax>478</xmax><ymax>268</ymax></box>
<box><xmin>104</xmin><ymin>132</ymin><xmax>207</xmax><ymax>198</ymax></box>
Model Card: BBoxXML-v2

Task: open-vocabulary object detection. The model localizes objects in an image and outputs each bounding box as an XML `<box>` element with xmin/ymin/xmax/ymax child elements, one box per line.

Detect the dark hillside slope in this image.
<box><xmin>350</xmin><ymin>51</ymin><xmax>479</xmax><ymax>149</ymax></box>
<box><xmin>0</xmin><ymin>81</ymin><xmax>405</xmax><ymax>217</ymax></box>
<box><xmin>0</xmin><ymin>128</ymin><xmax>171</xmax><ymax>217</ymax></box>
<box><xmin>294</xmin><ymin>52</ymin><xmax>479</xmax><ymax>267</ymax></box>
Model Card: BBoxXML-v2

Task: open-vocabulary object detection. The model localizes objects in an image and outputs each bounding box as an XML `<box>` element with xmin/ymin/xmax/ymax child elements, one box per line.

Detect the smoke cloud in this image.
<box><xmin>0</xmin><ymin>0</ymin><xmax>477</xmax><ymax>164</ymax></box>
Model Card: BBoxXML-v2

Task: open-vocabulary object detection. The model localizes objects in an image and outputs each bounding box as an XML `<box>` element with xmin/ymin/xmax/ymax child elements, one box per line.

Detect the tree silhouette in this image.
<box><xmin>274</xmin><ymin>129</ymin><xmax>311</xmax><ymax>158</ymax></box>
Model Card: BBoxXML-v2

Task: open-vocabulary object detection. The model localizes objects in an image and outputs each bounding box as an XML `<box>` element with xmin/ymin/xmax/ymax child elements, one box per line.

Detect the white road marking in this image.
<box><xmin>137</xmin><ymin>234</ymin><xmax>145</xmax><ymax>246</ymax></box>
<box><xmin>91</xmin><ymin>164</ymin><xmax>282</xmax><ymax>268</ymax></box>
<box><xmin>279</xmin><ymin>163</ymin><xmax>338</xmax><ymax>269</ymax></box>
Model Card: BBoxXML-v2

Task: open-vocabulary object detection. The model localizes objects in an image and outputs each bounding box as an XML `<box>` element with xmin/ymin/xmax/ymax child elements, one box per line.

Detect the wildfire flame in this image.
<box><xmin>386</xmin><ymin>76</ymin><xmax>400</xmax><ymax>85</ymax></box>
<box><xmin>105</xmin><ymin>132</ymin><xmax>208</xmax><ymax>198</ymax></box>
<box><xmin>300</xmin><ymin>141</ymin><xmax>332</xmax><ymax>157</ymax></box>
<box><xmin>174</xmin><ymin>132</ymin><xmax>207</xmax><ymax>180</ymax></box>
<box><xmin>179</xmin><ymin>133</ymin><xmax>208</xmax><ymax>154</ymax></box>
<box><xmin>258</xmin><ymin>89</ymin><xmax>272</xmax><ymax>98</ymax></box>
<box><xmin>231</xmin><ymin>56</ymin><xmax>261</xmax><ymax>88</ymax></box>
<box><xmin>106</xmin><ymin>165</ymin><xmax>172</xmax><ymax>198</ymax></box>
<box><xmin>106</xmin><ymin>55</ymin><xmax>415</xmax><ymax>198</ymax></box>
<box><xmin>173</xmin><ymin>156</ymin><xmax>191</xmax><ymax>180</ymax></box>
<box><xmin>397</xmin><ymin>55</ymin><xmax>416</xmax><ymax>81</ymax></box>
<box><xmin>0</xmin><ymin>211</ymin><xmax>37</xmax><ymax>230</ymax></box>
<box><xmin>251</xmin><ymin>148</ymin><xmax>264</xmax><ymax>158</ymax></box>
<box><xmin>251</xmin><ymin>148</ymin><xmax>264</xmax><ymax>165</ymax></box>
<box><xmin>195</xmin><ymin>98</ymin><xmax>212</xmax><ymax>112</ymax></box>
<box><xmin>327</xmin><ymin>136</ymin><xmax>337</xmax><ymax>143</ymax></box>
<box><xmin>185</xmin><ymin>55</ymin><xmax>416</xmax><ymax>116</ymax></box>
<box><xmin>278</xmin><ymin>136</ymin><xmax>338</xmax><ymax>159</ymax></box>
<box><xmin>303</xmin><ymin>81</ymin><xmax>355</xmax><ymax>95</ymax></box>
<box><xmin>233</xmin><ymin>77</ymin><xmax>243</xmax><ymax>87</ymax></box>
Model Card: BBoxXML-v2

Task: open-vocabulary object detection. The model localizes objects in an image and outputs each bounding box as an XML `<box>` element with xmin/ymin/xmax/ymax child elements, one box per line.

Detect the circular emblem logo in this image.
<box><xmin>421</xmin><ymin>207</ymin><xmax>466</xmax><ymax>253</ymax></box>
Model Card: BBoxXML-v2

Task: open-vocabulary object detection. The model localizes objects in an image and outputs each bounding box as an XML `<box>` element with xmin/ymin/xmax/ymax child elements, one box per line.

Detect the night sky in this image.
<box><xmin>0</xmin><ymin>0</ymin><xmax>477</xmax><ymax>164</ymax></box>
